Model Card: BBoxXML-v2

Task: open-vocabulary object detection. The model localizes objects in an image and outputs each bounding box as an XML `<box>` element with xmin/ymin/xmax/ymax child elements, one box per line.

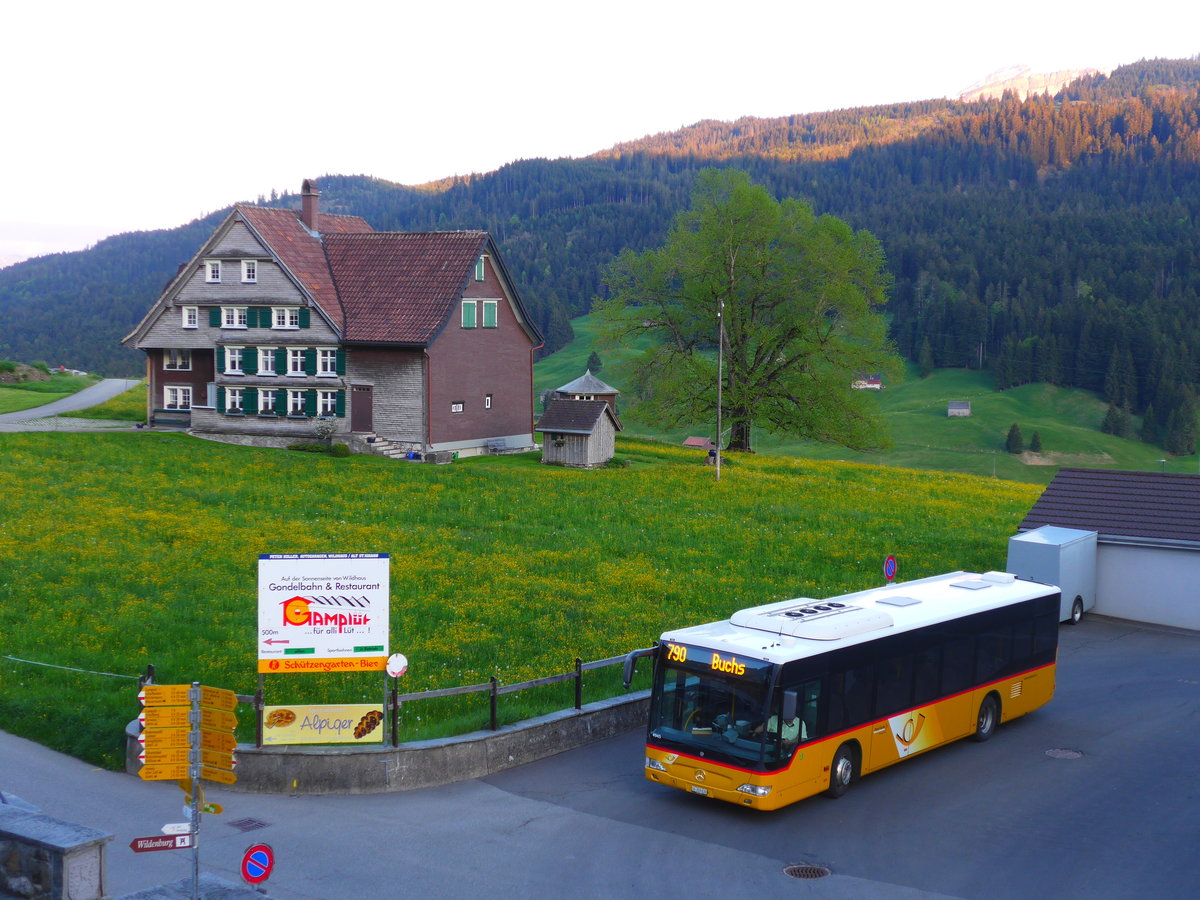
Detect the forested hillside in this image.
<box><xmin>1</xmin><ymin>57</ymin><xmax>1198</xmax><ymax>449</ymax></box>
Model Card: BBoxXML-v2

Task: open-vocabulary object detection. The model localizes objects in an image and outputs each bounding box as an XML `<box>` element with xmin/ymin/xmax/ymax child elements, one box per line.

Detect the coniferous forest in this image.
<box><xmin>2</xmin><ymin>57</ymin><xmax>1199</xmax><ymax>450</ymax></box>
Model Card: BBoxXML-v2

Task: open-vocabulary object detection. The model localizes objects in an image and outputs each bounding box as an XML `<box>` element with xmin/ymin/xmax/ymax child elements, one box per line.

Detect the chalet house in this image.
<box><xmin>851</xmin><ymin>373</ymin><xmax>882</xmax><ymax>390</ymax></box>
<box><xmin>947</xmin><ymin>401</ymin><xmax>972</xmax><ymax>417</ymax></box>
<box><xmin>535</xmin><ymin>399</ymin><xmax>622</xmax><ymax>468</ymax></box>
<box><xmin>122</xmin><ymin>180</ymin><xmax>544</xmax><ymax>457</ymax></box>
<box><xmin>1017</xmin><ymin>468</ymin><xmax>1200</xmax><ymax>630</ymax></box>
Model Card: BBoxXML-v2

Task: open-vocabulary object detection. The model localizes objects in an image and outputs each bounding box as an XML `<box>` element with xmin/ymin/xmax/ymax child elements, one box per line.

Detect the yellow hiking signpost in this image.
<box><xmin>136</xmin><ymin>681</ymin><xmax>239</xmax><ymax>898</ymax></box>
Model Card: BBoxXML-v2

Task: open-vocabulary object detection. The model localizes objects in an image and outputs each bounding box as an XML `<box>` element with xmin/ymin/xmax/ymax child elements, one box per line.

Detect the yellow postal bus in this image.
<box><xmin>627</xmin><ymin>571</ymin><xmax>1059</xmax><ymax>811</ymax></box>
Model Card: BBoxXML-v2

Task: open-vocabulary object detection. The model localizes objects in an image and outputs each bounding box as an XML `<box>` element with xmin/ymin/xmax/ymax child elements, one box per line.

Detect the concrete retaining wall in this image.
<box><xmin>127</xmin><ymin>692</ymin><xmax>649</xmax><ymax>795</ymax></box>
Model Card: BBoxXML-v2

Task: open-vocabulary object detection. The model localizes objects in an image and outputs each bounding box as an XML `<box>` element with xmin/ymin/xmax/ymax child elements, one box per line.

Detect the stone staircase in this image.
<box><xmin>351</xmin><ymin>434</ymin><xmax>455</xmax><ymax>463</ymax></box>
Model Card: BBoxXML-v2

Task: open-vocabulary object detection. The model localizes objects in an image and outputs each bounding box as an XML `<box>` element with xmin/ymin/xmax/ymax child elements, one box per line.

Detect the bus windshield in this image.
<box><xmin>648</xmin><ymin>644</ymin><xmax>777</xmax><ymax>768</ymax></box>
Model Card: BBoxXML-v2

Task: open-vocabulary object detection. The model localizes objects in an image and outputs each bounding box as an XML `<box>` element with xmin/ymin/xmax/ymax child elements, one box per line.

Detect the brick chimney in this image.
<box><xmin>301</xmin><ymin>179</ymin><xmax>320</xmax><ymax>233</ymax></box>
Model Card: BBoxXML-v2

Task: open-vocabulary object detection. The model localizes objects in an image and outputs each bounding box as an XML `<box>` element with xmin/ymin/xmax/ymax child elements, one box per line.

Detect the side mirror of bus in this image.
<box><xmin>782</xmin><ymin>690</ymin><xmax>798</xmax><ymax>721</ymax></box>
<box><xmin>623</xmin><ymin>646</ymin><xmax>656</xmax><ymax>689</ymax></box>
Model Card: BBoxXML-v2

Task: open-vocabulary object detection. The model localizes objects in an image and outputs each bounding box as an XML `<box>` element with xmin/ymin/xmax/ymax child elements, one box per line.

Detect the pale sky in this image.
<box><xmin>2</xmin><ymin>0</ymin><xmax>1197</xmax><ymax>266</ymax></box>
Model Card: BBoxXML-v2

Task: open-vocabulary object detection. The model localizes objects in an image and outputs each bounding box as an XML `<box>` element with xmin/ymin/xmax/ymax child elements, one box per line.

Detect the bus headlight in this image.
<box><xmin>736</xmin><ymin>783</ymin><xmax>772</xmax><ymax>797</ymax></box>
<box><xmin>645</xmin><ymin>757</ymin><xmax>667</xmax><ymax>772</ymax></box>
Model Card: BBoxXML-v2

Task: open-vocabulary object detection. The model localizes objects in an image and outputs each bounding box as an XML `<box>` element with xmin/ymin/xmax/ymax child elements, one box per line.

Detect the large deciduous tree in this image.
<box><xmin>597</xmin><ymin>169</ymin><xmax>901</xmax><ymax>452</ymax></box>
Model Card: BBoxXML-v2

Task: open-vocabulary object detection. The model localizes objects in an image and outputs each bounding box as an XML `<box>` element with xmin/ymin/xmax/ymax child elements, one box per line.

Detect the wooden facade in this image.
<box><xmin>122</xmin><ymin>182</ymin><xmax>543</xmax><ymax>454</ymax></box>
<box><xmin>535</xmin><ymin>399</ymin><xmax>621</xmax><ymax>468</ymax></box>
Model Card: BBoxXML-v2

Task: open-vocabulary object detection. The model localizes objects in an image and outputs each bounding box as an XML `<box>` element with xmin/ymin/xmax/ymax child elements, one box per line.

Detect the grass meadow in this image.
<box><xmin>0</xmin><ymin>431</ymin><xmax>1039</xmax><ymax>769</ymax></box>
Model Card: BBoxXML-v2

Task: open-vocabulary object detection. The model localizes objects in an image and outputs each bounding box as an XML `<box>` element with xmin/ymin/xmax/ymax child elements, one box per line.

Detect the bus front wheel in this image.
<box><xmin>973</xmin><ymin>694</ymin><xmax>999</xmax><ymax>742</ymax></box>
<box><xmin>1070</xmin><ymin>597</ymin><xmax>1084</xmax><ymax>624</ymax></box>
<box><xmin>825</xmin><ymin>744</ymin><xmax>856</xmax><ymax>798</ymax></box>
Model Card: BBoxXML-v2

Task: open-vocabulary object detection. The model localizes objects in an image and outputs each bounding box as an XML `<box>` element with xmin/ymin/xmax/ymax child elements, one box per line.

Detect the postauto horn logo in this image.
<box><xmin>281</xmin><ymin>596</ymin><xmax>371</xmax><ymax>633</ymax></box>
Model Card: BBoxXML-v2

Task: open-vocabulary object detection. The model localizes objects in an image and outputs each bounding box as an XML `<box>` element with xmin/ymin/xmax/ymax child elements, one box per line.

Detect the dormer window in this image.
<box><xmin>242</xmin><ymin>260</ymin><xmax>258</xmax><ymax>283</ymax></box>
<box><xmin>205</xmin><ymin>260</ymin><xmax>221</xmax><ymax>283</ymax></box>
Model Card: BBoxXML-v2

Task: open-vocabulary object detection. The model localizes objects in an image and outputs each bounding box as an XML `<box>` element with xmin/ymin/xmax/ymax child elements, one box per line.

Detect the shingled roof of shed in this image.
<box><xmin>534</xmin><ymin>399</ymin><xmax>622</xmax><ymax>435</ymax></box>
<box><xmin>1019</xmin><ymin>468</ymin><xmax>1200</xmax><ymax>546</ymax></box>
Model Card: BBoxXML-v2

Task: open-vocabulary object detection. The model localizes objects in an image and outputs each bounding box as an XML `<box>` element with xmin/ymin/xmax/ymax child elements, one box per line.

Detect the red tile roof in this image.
<box><xmin>237</xmin><ymin>205</ymin><xmax>373</xmax><ymax>331</ymax></box>
<box><xmin>323</xmin><ymin>231</ymin><xmax>488</xmax><ymax>344</ymax></box>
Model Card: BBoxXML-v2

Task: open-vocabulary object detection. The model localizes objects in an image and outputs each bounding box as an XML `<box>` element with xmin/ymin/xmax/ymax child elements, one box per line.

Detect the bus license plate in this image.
<box><xmin>690</xmin><ymin>785</ymin><xmax>708</xmax><ymax>796</ymax></box>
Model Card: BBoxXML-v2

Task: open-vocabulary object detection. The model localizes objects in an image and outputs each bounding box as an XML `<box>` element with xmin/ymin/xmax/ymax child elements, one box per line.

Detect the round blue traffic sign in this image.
<box><xmin>241</xmin><ymin>843</ymin><xmax>275</xmax><ymax>884</ymax></box>
<box><xmin>884</xmin><ymin>555</ymin><xmax>898</xmax><ymax>582</ymax></box>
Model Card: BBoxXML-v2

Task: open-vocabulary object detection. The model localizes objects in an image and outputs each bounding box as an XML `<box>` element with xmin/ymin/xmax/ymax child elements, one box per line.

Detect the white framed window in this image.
<box><xmin>222</xmin><ymin>306</ymin><xmax>247</xmax><ymax>329</ymax></box>
<box><xmin>205</xmin><ymin>260</ymin><xmax>221</xmax><ymax>283</ymax></box>
<box><xmin>273</xmin><ymin>307</ymin><xmax>300</xmax><ymax>329</ymax></box>
<box><xmin>163</xmin><ymin>349</ymin><xmax>191</xmax><ymax>371</ymax></box>
<box><xmin>461</xmin><ymin>300</ymin><xmax>477</xmax><ymax>329</ymax></box>
<box><xmin>475</xmin><ymin>256</ymin><xmax>487</xmax><ymax>281</ymax></box>
<box><xmin>450</xmin><ymin>401</ymin><xmax>464</xmax><ymax>413</ymax></box>
<box><xmin>181</xmin><ymin>306</ymin><xmax>198</xmax><ymax>329</ymax></box>
<box><xmin>226</xmin><ymin>387</ymin><xmax>244</xmax><ymax>413</ymax></box>
<box><xmin>258</xmin><ymin>347</ymin><xmax>277</xmax><ymax>376</ymax></box>
<box><xmin>287</xmin><ymin>348</ymin><xmax>306</xmax><ymax>376</ymax></box>
<box><xmin>259</xmin><ymin>390</ymin><xmax>276</xmax><ymax>415</ymax></box>
<box><xmin>482</xmin><ymin>300</ymin><xmax>498</xmax><ymax>328</ymax></box>
<box><xmin>317</xmin><ymin>348</ymin><xmax>338</xmax><ymax>376</ymax></box>
<box><xmin>225</xmin><ymin>346</ymin><xmax>244</xmax><ymax>375</ymax></box>
<box><xmin>484</xmin><ymin>393</ymin><xmax>492</xmax><ymax>410</ymax></box>
<box><xmin>288</xmin><ymin>389</ymin><xmax>307</xmax><ymax>416</ymax></box>
<box><xmin>241</xmin><ymin>260</ymin><xmax>258</xmax><ymax>283</ymax></box>
<box><xmin>318</xmin><ymin>390</ymin><xmax>338</xmax><ymax>415</ymax></box>
<box><xmin>163</xmin><ymin>386</ymin><xmax>192</xmax><ymax>410</ymax></box>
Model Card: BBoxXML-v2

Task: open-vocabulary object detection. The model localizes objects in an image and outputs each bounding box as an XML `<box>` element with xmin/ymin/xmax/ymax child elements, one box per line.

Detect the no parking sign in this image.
<box><xmin>884</xmin><ymin>555</ymin><xmax>898</xmax><ymax>582</ymax></box>
<box><xmin>241</xmin><ymin>843</ymin><xmax>275</xmax><ymax>885</ymax></box>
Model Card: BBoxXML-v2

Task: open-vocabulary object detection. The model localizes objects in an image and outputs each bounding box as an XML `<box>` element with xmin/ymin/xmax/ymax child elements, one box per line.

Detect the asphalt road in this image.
<box><xmin>3</xmin><ymin>616</ymin><xmax>1197</xmax><ymax>899</ymax></box>
<box><xmin>0</xmin><ymin>377</ymin><xmax>141</xmax><ymax>428</ymax></box>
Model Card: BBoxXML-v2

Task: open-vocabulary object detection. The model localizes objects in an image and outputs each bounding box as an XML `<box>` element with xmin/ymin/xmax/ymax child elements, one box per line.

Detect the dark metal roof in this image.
<box><xmin>534</xmin><ymin>399</ymin><xmax>621</xmax><ymax>435</ymax></box>
<box><xmin>555</xmin><ymin>370</ymin><xmax>619</xmax><ymax>396</ymax></box>
<box><xmin>1019</xmin><ymin>468</ymin><xmax>1200</xmax><ymax>545</ymax></box>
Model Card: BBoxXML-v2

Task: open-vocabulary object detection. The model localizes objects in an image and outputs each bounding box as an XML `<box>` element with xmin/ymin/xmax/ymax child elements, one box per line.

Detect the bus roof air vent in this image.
<box><xmin>730</xmin><ymin>601</ymin><xmax>893</xmax><ymax>641</ymax></box>
<box><xmin>877</xmin><ymin>595</ymin><xmax>920</xmax><ymax>608</ymax></box>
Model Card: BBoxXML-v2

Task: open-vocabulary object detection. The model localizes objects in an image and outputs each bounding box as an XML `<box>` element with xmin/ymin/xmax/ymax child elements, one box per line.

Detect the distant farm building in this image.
<box><xmin>947</xmin><ymin>401</ymin><xmax>972</xmax><ymax>417</ymax></box>
<box><xmin>535</xmin><ymin>399</ymin><xmax>622</xmax><ymax>468</ymax></box>
<box><xmin>683</xmin><ymin>436</ymin><xmax>716</xmax><ymax>451</ymax></box>
<box><xmin>852</xmin><ymin>374</ymin><xmax>883</xmax><ymax>390</ymax></box>
<box><xmin>553</xmin><ymin>370</ymin><xmax>620</xmax><ymax>416</ymax></box>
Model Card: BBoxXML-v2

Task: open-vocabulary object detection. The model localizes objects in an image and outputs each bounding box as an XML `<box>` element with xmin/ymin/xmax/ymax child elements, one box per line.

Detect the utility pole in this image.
<box><xmin>716</xmin><ymin>298</ymin><xmax>724</xmax><ymax>483</ymax></box>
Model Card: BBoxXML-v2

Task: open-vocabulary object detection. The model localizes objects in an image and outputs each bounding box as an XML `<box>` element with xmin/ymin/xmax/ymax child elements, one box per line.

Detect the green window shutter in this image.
<box><xmin>209</xmin><ymin>307</ymin><xmax>221</xmax><ymax>327</ymax></box>
<box><xmin>245</xmin><ymin>307</ymin><xmax>257</xmax><ymax>328</ymax></box>
<box><xmin>336</xmin><ymin>349</ymin><xmax>346</xmax><ymax>376</ymax></box>
<box><xmin>256</xmin><ymin>307</ymin><xmax>271</xmax><ymax>327</ymax></box>
<box><xmin>216</xmin><ymin>387</ymin><xmax>226</xmax><ymax>414</ymax></box>
<box><xmin>483</xmin><ymin>301</ymin><xmax>497</xmax><ymax>328</ymax></box>
<box><xmin>275</xmin><ymin>389</ymin><xmax>287</xmax><ymax>412</ymax></box>
<box><xmin>243</xmin><ymin>348</ymin><xmax>258</xmax><ymax>375</ymax></box>
<box><xmin>244</xmin><ymin>388</ymin><xmax>257</xmax><ymax>412</ymax></box>
<box><xmin>299</xmin><ymin>307</ymin><xmax>311</xmax><ymax>329</ymax></box>
<box><xmin>216</xmin><ymin>346</ymin><xmax>225</xmax><ymax>371</ymax></box>
<box><xmin>462</xmin><ymin>301</ymin><xmax>476</xmax><ymax>328</ymax></box>
<box><xmin>335</xmin><ymin>391</ymin><xmax>345</xmax><ymax>418</ymax></box>
<box><xmin>304</xmin><ymin>390</ymin><xmax>317</xmax><ymax>417</ymax></box>
<box><xmin>274</xmin><ymin>348</ymin><xmax>286</xmax><ymax>373</ymax></box>
<box><xmin>304</xmin><ymin>348</ymin><xmax>317</xmax><ymax>376</ymax></box>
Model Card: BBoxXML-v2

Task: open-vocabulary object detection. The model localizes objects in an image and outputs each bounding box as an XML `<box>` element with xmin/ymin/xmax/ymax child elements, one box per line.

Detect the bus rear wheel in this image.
<box><xmin>973</xmin><ymin>694</ymin><xmax>999</xmax><ymax>742</ymax></box>
<box><xmin>825</xmin><ymin>744</ymin><xmax>856</xmax><ymax>798</ymax></box>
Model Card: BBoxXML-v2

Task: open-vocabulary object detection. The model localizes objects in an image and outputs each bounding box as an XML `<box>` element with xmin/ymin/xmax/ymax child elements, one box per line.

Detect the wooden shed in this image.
<box><xmin>535</xmin><ymin>399</ymin><xmax>622</xmax><ymax>468</ymax></box>
<box><xmin>947</xmin><ymin>401</ymin><xmax>972</xmax><ymax>417</ymax></box>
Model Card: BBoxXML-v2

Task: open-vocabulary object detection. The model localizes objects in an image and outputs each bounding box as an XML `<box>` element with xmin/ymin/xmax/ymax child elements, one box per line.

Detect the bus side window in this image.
<box><xmin>942</xmin><ymin>636</ymin><xmax>974</xmax><ymax>696</ymax></box>
<box><xmin>800</xmin><ymin>679</ymin><xmax>820</xmax><ymax>741</ymax></box>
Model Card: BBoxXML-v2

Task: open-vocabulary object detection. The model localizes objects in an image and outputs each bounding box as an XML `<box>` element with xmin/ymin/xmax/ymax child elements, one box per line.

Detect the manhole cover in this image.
<box><xmin>227</xmin><ymin>817</ymin><xmax>270</xmax><ymax>832</ymax></box>
<box><xmin>1046</xmin><ymin>748</ymin><xmax>1083</xmax><ymax>760</ymax></box>
<box><xmin>783</xmin><ymin>864</ymin><xmax>832</xmax><ymax>879</ymax></box>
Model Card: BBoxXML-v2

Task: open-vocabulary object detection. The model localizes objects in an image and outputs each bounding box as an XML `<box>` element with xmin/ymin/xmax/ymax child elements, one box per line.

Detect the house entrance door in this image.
<box><xmin>350</xmin><ymin>384</ymin><xmax>373</xmax><ymax>432</ymax></box>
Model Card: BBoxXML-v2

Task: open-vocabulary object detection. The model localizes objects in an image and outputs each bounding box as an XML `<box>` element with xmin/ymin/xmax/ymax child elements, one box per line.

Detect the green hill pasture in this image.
<box><xmin>539</xmin><ymin>316</ymin><xmax>1198</xmax><ymax>484</ymax></box>
<box><xmin>0</xmin><ymin>431</ymin><xmax>1037</xmax><ymax>769</ymax></box>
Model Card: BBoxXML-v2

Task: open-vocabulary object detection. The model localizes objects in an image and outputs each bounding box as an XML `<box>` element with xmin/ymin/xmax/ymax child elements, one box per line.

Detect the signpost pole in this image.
<box><xmin>190</xmin><ymin>682</ymin><xmax>201</xmax><ymax>900</ymax></box>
